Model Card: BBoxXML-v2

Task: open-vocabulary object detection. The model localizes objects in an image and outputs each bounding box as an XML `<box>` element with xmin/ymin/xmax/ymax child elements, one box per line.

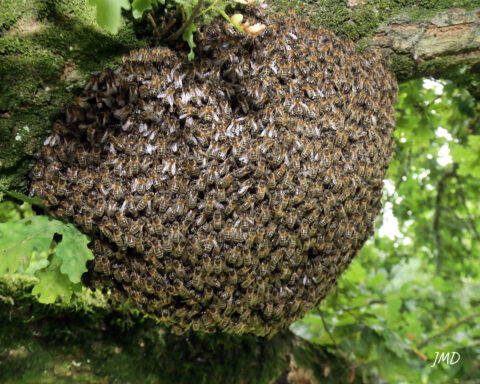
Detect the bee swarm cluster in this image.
<box><xmin>30</xmin><ymin>11</ymin><xmax>397</xmax><ymax>336</ymax></box>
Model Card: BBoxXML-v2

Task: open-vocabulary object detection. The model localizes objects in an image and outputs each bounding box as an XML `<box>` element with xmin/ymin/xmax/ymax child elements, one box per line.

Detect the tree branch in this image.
<box><xmin>418</xmin><ymin>311</ymin><xmax>480</xmax><ymax>348</ymax></box>
<box><xmin>0</xmin><ymin>275</ymin><xmax>365</xmax><ymax>384</ymax></box>
<box><xmin>166</xmin><ymin>0</ymin><xmax>205</xmax><ymax>42</ymax></box>
<box><xmin>365</xmin><ymin>7</ymin><xmax>480</xmax><ymax>84</ymax></box>
<box><xmin>147</xmin><ymin>12</ymin><xmax>162</xmax><ymax>41</ymax></box>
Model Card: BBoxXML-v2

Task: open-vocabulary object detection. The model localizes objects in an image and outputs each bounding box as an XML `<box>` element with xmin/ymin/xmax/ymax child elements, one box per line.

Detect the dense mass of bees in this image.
<box><xmin>29</xmin><ymin>10</ymin><xmax>397</xmax><ymax>336</ymax></box>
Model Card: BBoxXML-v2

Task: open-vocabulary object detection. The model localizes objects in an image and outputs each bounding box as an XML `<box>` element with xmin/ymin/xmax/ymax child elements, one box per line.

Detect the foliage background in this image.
<box><xmin>291</xmin><ymin>79</ymin><xmax>480</xmax><ymax>383</ymax></box>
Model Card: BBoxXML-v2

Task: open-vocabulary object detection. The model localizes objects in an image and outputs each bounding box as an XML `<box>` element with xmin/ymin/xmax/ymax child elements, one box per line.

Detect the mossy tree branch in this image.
<box><xmin>0</xmin><ymin>275</ymin><xmax>361</xmax><ymax>384</ymax></box>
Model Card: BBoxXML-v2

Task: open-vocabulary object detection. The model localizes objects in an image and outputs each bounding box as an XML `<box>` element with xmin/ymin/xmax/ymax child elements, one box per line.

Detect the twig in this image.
<box><xmin>147</xmin><ymin>12</ymin><xmax>162</xmax><ymax>41</ymax></box>
<box><xmin>318</xmin><ymin>309</ymin><xmax>340</xmax><ymax>351</ymax></box>
<box><xmin>455</xmin><ymin>174</ymin><xmax>480</xmax><ymax>241</ymax></box>
<box><xmin>340</xmin><ymin>307</ymin><xmax>376</xmax><ymax>331</ymax></box>
<box><xmin>433</xmin><ymin>166</ymin><xmax>457</xmax><ymax>274</ymax></box>
<box><xmin>319</xmin><ymin>309</ymin><xmax>356</xmax><ymax>383</ymax></box>
<box><xmin>166</xmin><ymin>0</ymin><xmax>205</xmax><ymax>42</ymax></box>
<box><xmin>162</xmin><ymin>16</ymin><xmax>178</xmax><ymax>35</ymax></box>
<box><xmin>197</xmin><ymin>0</ymin><xmax>220</xmax><ymax>18</ymax></box>
<box><xmin>417</xmin><ymin>311</ymin><xmax>480</xmax><ymax>348</ymax></box>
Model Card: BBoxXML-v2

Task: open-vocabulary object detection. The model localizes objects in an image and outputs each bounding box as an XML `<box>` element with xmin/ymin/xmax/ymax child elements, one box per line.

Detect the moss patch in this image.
<box><xmin>0</xmin><ymin>275</ymin><xmax>294</xmax><ymax>384</ymax></box>
<box><xmin>0</xmin><ymin>0</ymin><xmax>149</xmax><ymax>195</ymax></box>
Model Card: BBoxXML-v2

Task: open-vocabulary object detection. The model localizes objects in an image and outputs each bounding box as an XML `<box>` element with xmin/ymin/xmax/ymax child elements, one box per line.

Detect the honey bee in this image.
<box><xmin>126</xmin><ymin>154</ymin><xmax>140</xmax><ymax>177</ymax></box>
<box><xmin>137</xmin><ymin>192</ymin><xmax>153</xmax><ymax>212</ymax></box>
<box><xmin>291</xmin><ymin>189</ymin><xmax>306</xmax><ymax>206</ymax></box>
<box><xmin>191</xmin><ymin>268</ymin><xmax>204</xmax><ymax>291</ymax></box>
<box><xmin>278</xmin><ymin>226</ymin><xmax>289</xmax><ymax>247</ymax></box>
<box><xmin>124</xmin><ymin>234</ymin><xmax>136</xmax><ymax>248</ymax></box>
<box><xmin>135</xmin><ymin>175</ymin><xmax>147</xmax><ymax>195</ymax></box>
<box><xmin>228</xmin><ymin>245</ymin><xmax>242</xmax><ymax>266</ymax></box>
<box><xmin>101</xmin><ymin>198</ymin><xmax>115</xmax><ymax>217</ymax></box>
<box><xmin>129</xmin><ymin>218</ymin><xmax>143</xmax><ymax>235</ymax></box>
<box><xmin>199</xmin><ymin>106</ymin><xmax>214</xmax><ymax>123</ymax></box>
<box><xmin>253</xmin><ymin>180</ymin><xmax>266</xmax><ymax>201</ymax></box>
<box><xmin>160</xmin><ymin>232</ymin><xmax>172</xmax><ymax>254</ymax></box>
<box><xmin>75</xmin><ymin>144</ymin><xmax>88</xmax><ymax>167</ymax></box>
<box><xmin>78</xmin><ymin>174</ymin><xmax>94</xmax><ymax>193</ymax></box>
<box><xmin>203</xmin><ymin>193</ymin><xmax>215</xmax><ymax>216</ymax></box>
<box><xmin>273</xmin><ymin>164</ymin><xmax>287</xmax><ymax>181</ymax></box>
<box><xmin>90</xmin><ymin>198</ymin><xmax>105</xmax><ymax>219</ymax></box>
<box><xmin>31</xmin><ymin>163</ymin><xmax>45</xmax><ymax>181</ymax></box>
<box><xmin>256</xmin><ymin>205</ymin><xmax>269</xmax><ymax>225</ymax></box>
<box><xmin>243</xmin><ymin>227</ymin><xmax>255</xmax><ymax>248</ymax></box>
<box><xmin>112</xmin><ymin>179</ymin><xmax>123</xmax><ymax>201</ymax></box>
<box><xmin>219</xmin><ymin>174</ymin><xmax>234</xmax><ymax>189</ymax></box>
<box><xmin>213</xmin><ymin>210</ymin><xmax>223</xmax><ymax>231</ymax></box>
<box><xmin>239</xmin><ymin>272</ymin><xmax>255</xmax><ymax>288</ymax></box>
<box><xmin>224</xmin><ymin>198</ymin><xmax>237</xmax><ymax>217</ymax></box>
<box><xmin>168</xmin><ymin>222</ymin><xmax>182</xmax><ymax>245</ymax></box>
<box><xmin>213</xmin><ymin>256</ymin><xmax>225</xmax><ymax>275</ymax></box>
<box><xmin>42</xmin><ymin>189</ymin><xmax>59</xmax><ymax>207</ymax></box>
<box><xmin>54</xmin><ymin>177</ymin><xmax>68</xmax><ymax>197</ymax></box>
<box><xmin>151</xmin><ymin>244</ymin><xmax>164</xmax><ymax>259</ymax></box>
<box><xmin>111</xmin><ymin>229</ymin><xmax>124</xmax><ymax>249</ymax></box>
<box><xmin>227</xmin><ymin>268</ymin><xmax>238</xmax><ymax>285</ymax></box>
<box><xmin>335</xmin><ymin>130</ymin><xmax>348</xmax><ymax>148</ymax></box>
<box><xmin>218</xmin><ymin>218</ymin><xmax>234</xmax><ymax>243</ymax></box>
<box><xmin>264</xmin><ymin>302</ymin><xmax>274</xmax><ymax>317</ymax></box>
<box><xmin>122</xmin><ymin>194</ymin><xmax>136</xmax><ymax>217</ymax></box>
<box><xmin>195</xmin><ymin>175</ymin><xmax>207</xmax><ymax>192</ymax></box>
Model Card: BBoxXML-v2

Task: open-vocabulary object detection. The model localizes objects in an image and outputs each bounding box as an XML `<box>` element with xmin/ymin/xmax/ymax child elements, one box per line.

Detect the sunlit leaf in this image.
<box><xmin>87</xmin><ymin>0</ymin><xmax>131</xmax><ymax>34</ymax></box>
<box><xmin>0</xmin><ymin>215</ymin><xmax>93</xmax><ymax>283</ymax></box>
<box><xmin>0</xmin><ymin>216</ymin><xmax>58</xmax><ymax>274</ymax></box>
<box><xmin>32</xmin><ymin>254</ymin><xmax>74</xmax><ymax>304</ymax></box>
<box><xmin>132</xmin><ymin>0</ymin><xmax>152</xmax><ymax>19</ymax></box>
<box><xmin>182</xmin><ymin>22</ymin><xmax>197</xmax><ymax>61</ymax></box>
<box><xmin>56</xmin><ymin>223</ymin><xmax>93</xmax><ymax>283</ymax></box>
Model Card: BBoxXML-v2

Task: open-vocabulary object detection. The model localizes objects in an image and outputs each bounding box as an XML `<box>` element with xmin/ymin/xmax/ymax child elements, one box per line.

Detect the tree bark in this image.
<box><xmin>365</xmin><ymin>7</ymin><xmax>480</xmax><ymax>98</ymax></box>
<box><xmin>0</xmin><ymin>1</ymin><xmax>479</xmax><ymax>382</ymax></box>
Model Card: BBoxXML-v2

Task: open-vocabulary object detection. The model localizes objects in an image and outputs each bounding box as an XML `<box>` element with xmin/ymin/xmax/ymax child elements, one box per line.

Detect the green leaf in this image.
<box><xmin>32</xmin><ymin>253</ymin><xmax>74</xmax><ymax>304</ymax></box>
<box><xmin>57</xmin><ymin>223</ymin><xmax>93</xmax><ymax>283</ymax></box>
<box><xmin>182</xmin><ymin>22</ymin><xmax>197</xmax><ymax>61</ymax></box>
<box><xmin>132</xmin><ymin>0</ymin><xmax>152</xmax><ymax>19</ymax></box>
<box><xmin>22</xmin><ymin>251</ymin><xmax>50</xmax><ymax>276</ymax></box>
<box><xmin>343</xmin><ymin>261</ymin><xmax>366</xmax><ymax>283</ymax></box>
<box><xmin>3</xmin><ymin>190</ymin><xmax>45</xmax><ymax>209</ymax></box>
<box><xmin>0</xmin><ymin>216</ymin><xmax>58</xmax><ymax>274</ymax></box>
<box><xmin>451</xmin><ymin>135</ymin><xmax>480</xmax><ymax>177</ymax></box>
<box><xmin>217</xmin><ymin>9</ymin><xmax>244</xmax><ymax>32</ymax></box>
<box><xmin>87</xmin><ymin>0</ymin><xmax>131</xmax><ymax>34</ymax></box>
<box><xmin>0</xmin><ymin>215</ymin><xmax>93</xmax><ymax>283</ymax></box>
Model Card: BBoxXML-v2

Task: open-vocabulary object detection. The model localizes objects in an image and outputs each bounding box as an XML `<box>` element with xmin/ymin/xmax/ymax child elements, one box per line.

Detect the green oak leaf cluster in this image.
<box><xmin>0</xmin><ymin>208</ymin><xmax>93</xmax><ymax>304</ymax></box>
<box><xmin>291</xmin><ymin>79</ymin><xmax>480</xmax><ymax>384</ymax></box>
